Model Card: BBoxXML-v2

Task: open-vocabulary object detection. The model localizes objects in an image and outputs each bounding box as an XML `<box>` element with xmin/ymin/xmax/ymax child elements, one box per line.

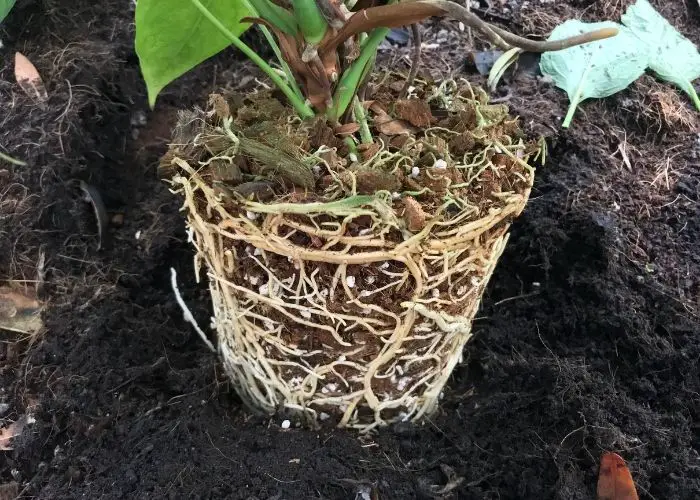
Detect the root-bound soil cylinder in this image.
<box><xmin>162</xmin><ymin>77</ymin><xmax>539</xmax><ymax>432</ymax></box>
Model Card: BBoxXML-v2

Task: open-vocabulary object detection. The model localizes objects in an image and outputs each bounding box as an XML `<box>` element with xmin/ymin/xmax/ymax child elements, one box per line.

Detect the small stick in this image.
<box><xmin>400</xmin><ymin>24</ymin><xmax>422</xmax><ymax>98</ymax></box>
<box><xmin>423</xmin><ymin>1</ymin><xmax>618</xmax><ymax>52</ymax></box>
<box><xmin>464</xmin><ymin>0</ymin><xmax>473</xmax><ymax>47</ymax></box>
<box><xmin>321</xmin><ymin>1</ymin><xmax>618</xmax><ymax>55</ymax></box>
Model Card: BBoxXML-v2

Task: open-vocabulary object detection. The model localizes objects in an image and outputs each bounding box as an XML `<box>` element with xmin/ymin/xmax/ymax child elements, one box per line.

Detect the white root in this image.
<box><xmin>170</xmin><ymin>267</ymin><xmax>216</xmax><ymax>353</ymax></box>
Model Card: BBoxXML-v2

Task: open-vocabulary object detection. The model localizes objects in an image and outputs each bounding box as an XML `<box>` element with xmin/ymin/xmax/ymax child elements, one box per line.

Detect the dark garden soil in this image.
<box><xmin>1</xmin><ymin>0</ymin><xmax>699</xmax><ymax>498</ymax></box>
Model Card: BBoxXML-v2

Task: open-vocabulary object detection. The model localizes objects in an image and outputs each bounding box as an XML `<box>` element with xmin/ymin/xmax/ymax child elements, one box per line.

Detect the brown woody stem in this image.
<box><xmin>419</xmin><ymin>0</ymin><xmax>619</xmax><ymax>52</ymax></box>
<box><xmin>400</xmin><ymin>24</ymin><xmax>422</xmax><ymax>98</ymax></box>
<box><xmin>319</xmin><ymin>0</ymin><xmax>618</xmax><ymax>56</ymax></box>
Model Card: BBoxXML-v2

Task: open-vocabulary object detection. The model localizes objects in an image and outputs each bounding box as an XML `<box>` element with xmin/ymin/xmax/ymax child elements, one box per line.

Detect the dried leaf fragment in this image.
<box><xmin>0</xmin><ymin>417</ymin><xmax>25</xmax><ymax>451</ymax></box>
<box><xmin>14</xmin><ymin>52</ymin><xmax>48</xmax><ymax>103</ymax></box>
<box><xmin>0</xmin><ymin>287</ymin><xmax>43</xmax><ymax>335</ymax></box>
<box><xmin>208</xmin><ymin>93</ymin><xmax>231</xmax><ymax>120</ymax></box>
<box><xmin>394</xmin><ymin>99</ymin><xmax>434</xmax><ymax>128</ymax></box>
<box><xmin>334</xmin><ymin>122</ymin><xmax>361</xmax><ymax>136</ymax></box>
<box><xmin>373</xmin><ymin>113</ymin><xmax>415</xmax><ymax>136</ymax></box>
<box><xmin>597</xmin><ymin>452</ymin><xmax>639</xmax><ymax>500</ymax></box>
<box><xmin>402</xmin><ymin>196</ymin><xmax>428</xmax><ymax>231</ymax></box>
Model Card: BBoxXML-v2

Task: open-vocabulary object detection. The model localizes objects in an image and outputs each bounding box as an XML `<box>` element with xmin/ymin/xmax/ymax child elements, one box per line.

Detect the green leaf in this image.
<box><xmin>621</xmin><ymin>0</ymin><xmax>700</xmax><ymax>111</ymax></box>
<box><xmin>540</xmin><ymin>20</ymin><xmax>648</xmax><ymax>128</ymax></box>
<box><xmin>0</xmin><ymin>0</ymin><xmax>16</xmax><ymax>23</ymax></box>
<box><xmin>135</xmin><ymin>0</ymin><xmax>252</xmax><ymax>108</ymax></box>
<box><xmin>487</xmin><ymin>47</ymin><xmax>523</xmax><ymax>92</ymax></box>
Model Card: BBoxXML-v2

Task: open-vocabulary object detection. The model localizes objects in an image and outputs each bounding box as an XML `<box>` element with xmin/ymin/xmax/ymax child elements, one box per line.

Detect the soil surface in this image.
<box><xmin>1</xmin><ymin>0</ymin><xmax>699</xmax><ymax>499</ymax></box>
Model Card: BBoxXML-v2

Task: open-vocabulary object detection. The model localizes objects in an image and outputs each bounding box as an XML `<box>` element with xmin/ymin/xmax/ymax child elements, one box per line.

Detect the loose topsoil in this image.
<box><xmin>1</xmin><ymin>0</ymin><xmax>698</xmax><ymax>498</ymax></box>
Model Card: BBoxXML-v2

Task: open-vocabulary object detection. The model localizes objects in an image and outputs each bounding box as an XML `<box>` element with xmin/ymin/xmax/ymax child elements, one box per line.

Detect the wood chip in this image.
<box><xmin>358</xmin><ymin>142</ymin><xmax>382</xmax><ymax>162</ymax></box>
<box><xmin>14</xmin><ymin>52</ymin><xmax>48</xmax><ymax>103</ymax></box>
<box><xmin>369</xmin><ymin>101</ymin><xmax>416</xmax><ymax>135</ymax></box>
<box><xmin>374</xmin><ymin>112</ymin><xmax>415</xmax><ymax>136</ymax></box>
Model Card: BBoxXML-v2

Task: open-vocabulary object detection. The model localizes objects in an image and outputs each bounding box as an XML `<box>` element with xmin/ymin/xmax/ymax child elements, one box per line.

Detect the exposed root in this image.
<box><xmin>165</xmin><ymin>79</ymin><xmax>536</xmax><ymax>432</ymax></box>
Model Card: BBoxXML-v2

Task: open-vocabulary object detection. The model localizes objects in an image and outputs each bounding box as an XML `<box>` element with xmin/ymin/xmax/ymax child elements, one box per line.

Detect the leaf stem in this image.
<box><xmin>353</xmin><ymin>97</ymin><xmax>373</xmax><ymax>144</ymax></box>
<box><xmin>562</xmin><ymin>58</ymin><xmax>594</xmax><ymax>128</ymax></box>
<box><xmin>328</xmin><ymin>27</ymin><xmax>390</xmax><ymax>121</ymax></box>
<box><xmin>243</xmin><ymin>0</ymin><xmax>304</xmax><ymax>101</ymax></box>
<box><xmin>188</xmin><ymin>0</ymin><xmax>314</xmax><ymax>118</ymax></box>
<box><xmin>344</xmin><ymin>136</ymin><xmax>358</xmax><ymax>157</ymax></box>
<box><xmin>685</xmin><ymin>82</ymin><xmax>700</xmax><ymax>112</ymax></box>
<box><xmin>291</xmin><ymin>0</ymin><xmax>328</xmax><ymax>44</ymax></box>
<box><xmin>562</xmin><ymin>99</ymin><xmax>579</xmax><ymax>128</ymax></box>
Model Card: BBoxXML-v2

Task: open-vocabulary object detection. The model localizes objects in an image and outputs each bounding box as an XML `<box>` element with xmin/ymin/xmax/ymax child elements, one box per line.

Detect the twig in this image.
<box><xmin>324</xmin><ymin>1</ymin><xmax>618</xmax><ymax>55</ymax></box>
<box><xmin>356</xmin><ymin>54</ymin><xmax>377</xmax><ymax>102</ymax></box>
<box><xmin>400</xmin><ymin>24</ymin><xmax>422</xmax><ymax>98</ymax></box>
<box><xmin>463</xmin><ymin>0</ymin><xmax>474</xmax><ymax>46</ymax></box>
<box><xmin>422</xmin><ymin>1</ymin><xmax>618</xmax><ymax>52</ymax></box>
<box><xmin>170</xmin><ymin>267</ymin><xmax>216</xmax><ymax>353</ymax></box>
<box><xmin>493</xmin><ymin>290</ymin><xmax>538</xmax><ymax>306</ymax></box>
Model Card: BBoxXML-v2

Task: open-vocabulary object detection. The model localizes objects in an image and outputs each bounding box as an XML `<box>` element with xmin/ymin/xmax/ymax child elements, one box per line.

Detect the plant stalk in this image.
<box><xmin>353</xmin><ymin>97</ymin><xmax>373</xmax><ymax>144</ymax></box>
<box><xmin>291</xmin><ymin>0</ymin><xmax>329</xmax><ymax>44</ymax></box>
<box><xmin>328</xmin><ymin>27</ymin><xmax>390</xmax><ymax>121</ymax></box>
<box><xmin>242</xmin><ymin>0</ymin><xmax>304</xmax><ymax>101</ymax></box>
<box><xmin>189</xmin><ymin>0</ymin><xmax>314</xmax><ymax>118</ymax></box>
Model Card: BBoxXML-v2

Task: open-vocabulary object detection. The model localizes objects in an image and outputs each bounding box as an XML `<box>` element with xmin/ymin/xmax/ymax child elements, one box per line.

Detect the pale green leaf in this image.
<box><xmin>487</xmin><ymin>47</ymin><xmax>523</xmax><ymax>92</ymax></box>
<box><xmin>135</xmin><ymin>0</ymin><xmax>252</xmax><ymax>108</ymax></box>
<box><xmin>540</xmin><ymin>20</ymin><xmax>648</xmax><ymax>127</ymax></box>
<box><xmin>0</xmin><ymin>0</ymin><xmax>16</xmax><ymax>23</ymax></box>
<box><xmin>621</xmin><ymin>0</ymin><xmax>700</xmax><ymax>110</ymax></box>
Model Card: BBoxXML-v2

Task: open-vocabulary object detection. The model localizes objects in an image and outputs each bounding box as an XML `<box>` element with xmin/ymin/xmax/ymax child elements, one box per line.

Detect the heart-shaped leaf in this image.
<box><xmin>621</xmin><ymin>0</ymin><xmax>700</xmax><ymax>111</ymax></box>
<box><xmin>0</xmin><ymin>0</ymin><xmax>15</xmax><ymax>23</ymax></box>
<box><xmin>135</xmin><ymin>0</ymin><xmax>253</xmax><ymax>108</ymax></box>
<box><xmin>540</xmin><ymin>20</ymin><xmax>648</xmax><ymax>127</ymax></box>
<box><xmin>487</xmin><ymin>47</ymin><xmax>523</xmax><ymax>91</ymax></box>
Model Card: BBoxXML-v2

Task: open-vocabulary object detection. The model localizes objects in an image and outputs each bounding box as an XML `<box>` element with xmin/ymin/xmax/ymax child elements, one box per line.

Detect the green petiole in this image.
<box><xmin>291</xmin><ymin>0</ymin><xmax>329</xmax><ymax>45</ymax></box>
<box><xmin>328</xmin><ymin>28</ymin><xmax>391</xmax><ymax>121</ymax></box>
<box><xmin>242</xmin><ymin>0</ymin><xmax>304</xmax><ymax>101</ymax></box>
<box><xmin>353</xmin><ymin>97</ymin><xmax>373</xmax><ymax>144</ymax></box>
<box><xmin>189</xmin><ymin>0</ymin><xmax>314</xmax><ymax>119</ymax></box>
